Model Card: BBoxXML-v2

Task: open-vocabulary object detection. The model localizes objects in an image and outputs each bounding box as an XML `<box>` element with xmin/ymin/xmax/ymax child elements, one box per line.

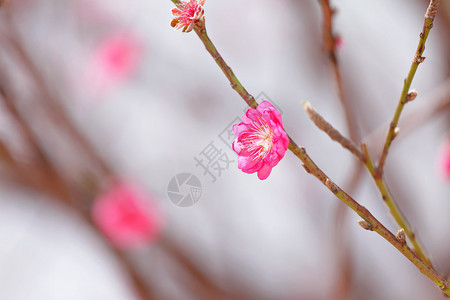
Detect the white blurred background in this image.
<box><xmin>0</xmin><ymin>0</ymin><xmax>449</xmax><ymax>299</ymax></box>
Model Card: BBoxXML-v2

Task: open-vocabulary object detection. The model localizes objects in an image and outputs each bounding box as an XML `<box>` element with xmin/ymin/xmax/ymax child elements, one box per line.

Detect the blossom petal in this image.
<box><xmin>232</xmin><ymin>140</ymin><xmax>244</xmax><ymax>154</ymax></box>
<box><xmin>243</xmin><ymin>108</ymin><xmax>261</xmax><ymax>123</ymax></box>
<box><xmin>259</xmin><ymin>101</ymin><xmax>283</xmax><ymax>125</ymax></box>
<box><xmin>257</xmin><ymin>164</ymin><xmax>272</xmax><ymax>180</ymax></box>
<box><xmin>238</xmin><ymin>156</ymin><xmax>262</xmax><ymax>173</ymax></box>
<box><xmin>92</xmin><ymin>181</ymin><xmax>162</xmax><ymax>249</ymax></box>
<box><xmin>233</xmin><ymin>123</ymin><xmax>249</xmax><ymax>136</ymax></box>
<box><xmin>256</xmin><ymin>100</ymin><xmax>273</xmax><ymax>113</ymax></box>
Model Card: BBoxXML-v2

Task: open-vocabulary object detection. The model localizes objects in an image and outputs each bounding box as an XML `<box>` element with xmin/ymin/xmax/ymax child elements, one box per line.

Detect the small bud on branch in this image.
<box><xmin>406</xmin><ymin>90</ymin><xmax>418</xmax><ymax>102</ymax></box>
<box><xmin>325</xmin><ymin>178</ymin><xmax>339</xmax><ymax>194</ymax></box>
<box><xmin>358</xmin><ymin>220</ymin><xmax>373</xmax><ymax>231</ymax></box>
<box><xmin>396</xmin><ymin>228</ymin><xmax>406</xmax><ymax>244</ymax></box>
<box><xmin>392</xmin><ymin>127</ymin><xmax>400</xmax><ymax>140</ymax></box>
<box><xmin>414</xmin><ymin>56</ymin><xmax>426</xmax><ymax>64</ymax></box>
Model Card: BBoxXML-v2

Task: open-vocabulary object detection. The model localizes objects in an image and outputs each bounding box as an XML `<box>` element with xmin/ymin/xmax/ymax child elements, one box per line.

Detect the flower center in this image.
<box><xmin>244</xmin><ymin>118</ymin><xmax>274</xmax><ymax>160</ymax></box>
<box><xmin>180</xmin><ymin>1</ymin><xmax>200</xmax><ymax>21</ymax></box>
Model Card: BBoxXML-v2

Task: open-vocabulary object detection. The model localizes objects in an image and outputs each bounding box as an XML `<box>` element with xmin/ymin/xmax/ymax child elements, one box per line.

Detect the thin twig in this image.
<box><xmin>302</xmin><ymin>102</ymin><xmax>365</xmax><ymax>162</ymax></box>
<box><xmin>373</xmin><ymin>0</ymin><xmax>441</xmax><ymax>266</ymax></box>
<box><xmin>330</xmin><ymin>162</ymin><xmax>364</xmax><ymax>300</ymax></box>
<box><xmin>0</xmin><ymin>137</ymin><xmax>75</xmax><ymax>202</ymax></box>
<box><xmin>362</xmin><ymin>144</ymin><xmax>433</xmax><ymax>266</ymax></box>
<box><xmin>5</xmin><ymin>29</ymin><xmax>113</xmax><ymax>178</ymax></box>
<box><xmin>193</xmin><ymin>22</ymin><xmax>257</xmax><ymax>109</ymax></box>
<box><xmin>317</xmin><ymin>3</ymin><xmax>362</xmax><ymax>295</ymax></box>
<box><xmin>377</xmin><ymin>0</ymin><xmax>441</xmax><ymax>176</ymax></box>
<box><xmin>160</xmin><ymin>238</ymin><xmax>233</xmax><ymax>299</ymax></box>
<box><xmin>0</xmin><ymin>85</ymin><xmax>76</xmax><ymax>203</ymax></box>
<box><xmin>0</xmin><ymin>27</ymin><xmax>157</xmax><ymax>300</ymax></box>
<box><xmin>365</xmin><ymin>77</ymin><xmax>450</xmax><ymax>148</ymax></box>
<box><xmin>0</xmin><ymin>86</ymin><xmax>52</xmax><ymax>168</ymax></box>
<box><xmin>318</xmin><ymin>0</ymin><xmax>360</xmax><ymax>144</ymax></box>
<box><xmin>0</xmin><ymin>139</ymin><xmax>27</xmax><ymax>181</ymax></box>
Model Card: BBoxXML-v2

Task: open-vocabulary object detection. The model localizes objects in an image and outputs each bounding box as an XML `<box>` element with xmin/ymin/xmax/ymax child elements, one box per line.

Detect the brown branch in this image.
<box><xmin>159</xmin><ymin>238</ymin><xmax>233</xmax><ymax>299</ymax></box>
<box><xmin>302</xmin><ymin>99</ymin><xmax>433</xmax><ymax>266</ymax></box>
<box><xmin>330</xmin><ymin>162</ymin><xmax>365</xmax><ymax>300</ymax></box>
<box><xmin>377</xmin><ymin>0</ymin><xmax>441</xmax><ymax>176</ymax></box>
<box><xmin>302</xmin><ymin>102</ymin><xmax>365</xmax><ymax>162</ymax></box>
<box><xmin>0</xmin><ymin>85</ymin><xmax>76</xmax><ymax>202</ymax></box>
<box><xmin>317</xmin><ymin>3</ymin><xmax>363</xmax><ymax>295</ymax></box>
<box><xmin>4</xmin><ymin>27</ymin><xmax>113</xmax><ymax>178</ymax></box>
<box><xmin>0</xmin><ymin>139</ymin><xmax>25</xmax><ymax>179</ymax></box>
<box><xmin>193</xmin><ymin>21</ymin><xmax>258</xmax><ymax>109</ymax></box>
<box><xmin>0</xmin><ymin>26</ymin><xmax>159</xmax><ymax>300</ymax></box>
<box><xmin>318</xmin><ymin>0</ymin><xmax>360</xmax><ymax>143</ymax></box>
<box><xmin>365</xmin><ymin>77</ymin><xmax>450</xmax><ymax>148</ymax></box>
<box><xmin>0</xmin><ymin>87</ymin><xmax>51</xmax><ymax>167</ymax></box>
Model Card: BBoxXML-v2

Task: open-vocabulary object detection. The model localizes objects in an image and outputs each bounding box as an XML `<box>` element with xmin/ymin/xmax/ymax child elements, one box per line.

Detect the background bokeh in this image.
<box><xmin>0</xmin><ymin>0</ymin><xmax>450</xmax><ymax>299</ymax></box>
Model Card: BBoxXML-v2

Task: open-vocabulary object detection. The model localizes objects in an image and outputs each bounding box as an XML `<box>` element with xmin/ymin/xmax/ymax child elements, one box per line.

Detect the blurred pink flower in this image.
<box><xmin>92</xmin><ymin>181</ymin><xmax>162</xmax><ymax>249</ymax></box>
<box><xmin>86</xmin><ymin>31</ymin><xmax>143</xmax><ymax>93</ymax></box>
<box><xmin>171</xmin><ymin>0</ymin><xmax>205</xmax><ymax>33</ymax></box>
<box><xmin>437</xmin><ymin>137</ymin><xmax>450</xmax><ymax>180</ymax></box>
<box><xmin>232</xmin><ymin>101</ymin><xmax>290</xmax><ymax>180</ymax></box>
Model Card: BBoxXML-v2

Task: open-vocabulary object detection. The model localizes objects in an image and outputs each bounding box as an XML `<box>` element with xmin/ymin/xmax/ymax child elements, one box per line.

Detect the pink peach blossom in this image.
<box><xmin>171</xmin><ymin>0</ymin><xmax>205</xmax><ymax>33</ymax></box>
<box><xmin>86</xmin><ymin>31</ymin><xmax>142</xmax><ymax>93</ymax></box>
<box><xmin>232</xmin><ymin>101</ymin><xmax>290</xmax><ymax>180</ymax></box>
<box><xmin>92</xmin><ymin>181</ymin><xmax>162</xmax><ymax>249</ymax></box>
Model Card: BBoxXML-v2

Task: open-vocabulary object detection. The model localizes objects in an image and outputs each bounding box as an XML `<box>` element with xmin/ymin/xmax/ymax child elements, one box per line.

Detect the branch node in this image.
<box><xmin>325</xmin><ymin>178</ymin><xmax>338</xmax><ymax>194</ymax></box>
<box><xmin>302</xmin><ymin>102</ymin><xmax>365</xmax><ymax>162</ymax></box>
<box><xmin>392</xmin><ymin>127</ymin><xmax>400</xmax><ymax>140</ymax></box>
<box><xmin>396</xmin><ymin>228</ymin><xmax>406</xmax><ymax>244</ymax></box>
<box><xmin>405</xmin><ymin>89</ymin><xmax>418</xmax><ymax>103</ymax></box>
<box><xmin>358</xmin><ymin>220</ymin><xmax>373</xmax><ymax>231</ymax></box>
<box><xmin>440</xmin><ymin>275</ymin><xmax>449</xmax><ymax>296</ymax></box>
<box><xmin>414</xmin><ymin>56</ymin><xmax>426</xmax><ymax>64</ymax></box>
<box><xmin>425</xmin><ymin>0</ymin><xmax>440</xmax><ymax>20</ymax></box>
<box><xmin>302</xmin><ymin>164</ymin><xmax>311</xmax><ymax>174</ymax></box>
